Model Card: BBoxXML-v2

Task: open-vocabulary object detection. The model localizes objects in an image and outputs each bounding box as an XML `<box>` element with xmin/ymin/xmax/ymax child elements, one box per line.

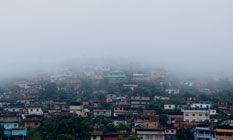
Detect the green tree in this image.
<box><xmin>39</xmin><ymin>115</ymin><xmax>93</xmax><ymax>140</ymax></box>
<box><xmin>0</xmin><ymin>125</ymin><xmax>6</xmax><ymax>139</ymax></box>
<box><xmin>25</xmin><ymin>127</ymin><xmax>41</xmax><ymax>140</ymax></box>
<box><xmin>56</xmin><ymin>134</ymin><xmax>75</xmax><ymax>140</ymax></box>
<box><xmin>127</xmin><ymin>135</ymin><xmax>140</xmax><ymax>140</ymax></box>
<box><xmin>159</xmin><ymin>114</ymin><xmax>168</xmax><ymax>127</ymax></box>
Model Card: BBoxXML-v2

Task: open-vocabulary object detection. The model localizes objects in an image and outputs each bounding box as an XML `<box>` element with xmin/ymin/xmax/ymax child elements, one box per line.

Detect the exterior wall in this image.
<box><xmin>24</xmin><ymin>121</ymin><xmax>41</xmax><ymax>128</ymax></box>
<box><xmin>91</xmin><ymin>135</ymin><xmax>102</xmax><ymax>140</ymax></box>
<box><xmin>28</xmin><ymin>107</ymin><xmax>43</xmax><ymax>115</ymax></box>
<box><xmin>182</xmin><ymin>109</ymin><xmax>210</xmax><ymax>122</ymax></box>
<box><xmin>4</xmin><ymin>128</ymin><xmax>27</xmax><ymax>137</ymax></box>
<box><xmin>94</xmin><ymin>110</ymin><xmax>112</xmax><ymax>117</ymax></box>
<box><xmin>210</xmin><ymin>110</ymin><xmax>217</xmax><ymax>115</ymax></box>
<box><xmin>164</xmin><ymin>104</ymin><xmax>176</xmax><ymax>110</ymax></box>
<box><xmin>192</xmin><ymin>127</ymin><xmax>213</xmax><ymax>140</ymax></box>
<box><xmin>214</xmin><ymin>129</ymin><xmax>233</xmax><ymax>140</ymax></box>
<box><xmin>0</xmin><ymin>123</ymin><xmax>18</xmax><ymax>129</ymax></box>
<box><xmin>136</xmin><ymin>130</ymin><xmax>165</xmax><ymax>140</ymax></box>
<box><xmin>191</xmin><ymin>103</ymin><xmax>211</xmax><ymax>109</ymax></box>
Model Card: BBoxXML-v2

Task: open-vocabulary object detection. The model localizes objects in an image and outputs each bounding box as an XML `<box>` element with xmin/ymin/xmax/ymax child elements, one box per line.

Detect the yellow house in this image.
<box><xmin>91</xmin><ymin>132</ymin><xmax>102</xmax><ymax>140</ymax></box>
<box><xmin>69</xmin><ymin>102</ymin><xmax>85</xmax><ymax>117</ymax></box>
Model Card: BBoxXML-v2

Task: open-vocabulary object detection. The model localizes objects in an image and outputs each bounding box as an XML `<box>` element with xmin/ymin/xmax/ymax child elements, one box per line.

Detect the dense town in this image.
<box><xmin>1</xmin><ymin>65</ymin><xmax>233</xmax><ymax>140</ymax></box>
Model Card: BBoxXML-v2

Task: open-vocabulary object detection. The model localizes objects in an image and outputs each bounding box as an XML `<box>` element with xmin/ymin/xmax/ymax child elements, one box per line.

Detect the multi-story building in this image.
<box><xmin>164</xmin><ymin>104</ymin><xmax>176</xmax><ymax>110</ymax></box>
<box><xmin>107</xmin><ymin>70</ymin><xmax>127</xmax><ymax>83</ymax></box>
<box><xmin>28</xmin><ymin>106</ymin><xmax>43</xmax><ymax>116</ymax></box>
<box><xmin>192</xmin><ymin>124</ymin><xmax>214</xmax><ymax>140</ymax></box>
<box><xmin>93</xmin><ymin>109</ymin><xmax>112</xmax><ymax>117</ymax></box>
<box><xmin>135</xmin><ymin>128</ymin><xmax>165</xmax><ymax>140</ymax></box>
<box><xmin>69</xmin><ymin>102</ymin><xmax>85</xmax><ymax>116</ymax></box>
<box><xmin>182</xmin><ymin>108</ymin><xmax>210</xmax><ymax>123</ymax></box>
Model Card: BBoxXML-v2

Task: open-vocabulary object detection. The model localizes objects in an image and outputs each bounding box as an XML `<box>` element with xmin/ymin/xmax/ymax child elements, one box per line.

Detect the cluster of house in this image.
<box><xmin>2</xmin><ymin>89</ymin><xmax>233</xmax><ymax>140</ymax></box>
<box><xmin>1</xmin><ymin>68</ymin><xmax>233</xmax><ymax>140</ymax></box>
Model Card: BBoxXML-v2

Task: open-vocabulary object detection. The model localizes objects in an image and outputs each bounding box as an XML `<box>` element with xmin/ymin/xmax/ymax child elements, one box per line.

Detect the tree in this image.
<box><xmin>56</xmin><ymin>134</ymin><xmax>75</xmax><ymax>140</ymax></box>
<box><xmin>40</xmin><ymin>83</ymin><xmax>57</xmax><ymax>100</ymax></box>
<box><xmin>159</xmin><ymin>114</ymin><xmax>168</xmax><ymax>127</ymax></box>
<box><xmin>25</xmin><ymin>127</ymin><xmax>41</xmax><ymax>140</ymax></box>
<box><xmin>127</xmin><ymin>135</ymin><xmax>140</xmax><ymax>140</ymax></box>
<box><xmin>39</xmin><ymin>115</ymin><xmax>93</xmax><ymax>140</ymax></box>
<box><xmin>0</xmin><ymin>125</ymin><xmax>6</xmax><ymax>139</ymax></box>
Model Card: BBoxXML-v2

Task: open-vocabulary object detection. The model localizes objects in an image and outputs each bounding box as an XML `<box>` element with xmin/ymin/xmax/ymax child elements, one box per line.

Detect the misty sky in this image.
<box><xmin>0</xmin><ymin>0</ymin><xmax>233</xmax><ymax>77</ymax></box>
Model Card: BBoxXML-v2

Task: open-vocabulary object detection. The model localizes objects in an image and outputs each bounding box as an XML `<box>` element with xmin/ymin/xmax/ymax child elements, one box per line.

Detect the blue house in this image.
<box><xmin>0</xmin><ymin>115</ymin><xmax>27</xmax><ymax>138</ymax></box>
<box><xmin>191</xmin><ymin>124</ymin><xmax>215</xmax><ymax>140</ymax></box>
<box><xmin>4</xmin><ymin>128</ymin><xmax>27</xmax><ymax>137</ymax></box>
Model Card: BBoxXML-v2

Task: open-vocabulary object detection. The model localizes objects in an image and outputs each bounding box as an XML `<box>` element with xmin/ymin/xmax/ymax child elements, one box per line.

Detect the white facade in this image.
<box><xmin>191</xmin><ymin>103</ymin><xmax>211</xmax><ymax>109</ymax></box>
<box><xmin>164</xmin><ymin>104</ymin><xmax>176</xmax><ymax>110</ymax></box>
<box><xmin>182</xmin><ymin>108</ymin><xmax>210</xmax><ymax>123</ymax></box>
<box><xmin>28</xmin><ymin>107</ymin><xmax>43</xmax><ymax>115</ymax></box>
<box><xmin>210</xmin><ymin>109</ymin><xmax>217</xmax><ymax>115</ymax></box>
<box><xmin>165</xmin><ymin>89</ymin><xmax>180</xmax><ymax>94</ymax></box>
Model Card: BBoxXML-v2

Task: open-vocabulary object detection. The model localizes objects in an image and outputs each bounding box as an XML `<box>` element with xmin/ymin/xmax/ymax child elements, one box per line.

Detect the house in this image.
<box><xmin>114</xmin><ymin>107</ymin><xmax>138</xmax><ymax>117</ymax></box>
<box><xmin>165</xmin><ymin>128</ymin><xmax>176</xmax><ymax>140</ymax></box>
<box><xmin>130</xmin><ymin>96</ymin><xmax>150</xmax><ymax>105</ymax></box>
<box><xmin>106</xmin><ymin>94</ymin><xmax>116</xmax><ymax>103</ymax></box>
<box><xmin>102</xmin><ymin>133</ymin><xmax>130</xmax><ymax>140</ymax></box>
<box><xmin>93</xmin><ymin>109</ymin><xmax>112</xmax><ymax>117</ymax></box>
<box><xmin>133</xmin><ymin>118</ymin><xmax>159</xmax><ymax>129</ymax></box>
<box><xmin>22</xmin><ymin>114</ymin><xmax>42</xmax><ymax>128</ymax></box>
<box><xmin>167</xmin><ymin>112</ymin><xmax>184</xmax><ymax>124</ymax></box>
<box><xmin>49</xmin><ymin>101</ymin><xmax>69</xmax><ymax>112</ymax></box>
<box><xmin>164</xmin><ymin>104</ymin><xmax>176</xmax><ymax>110</ymax></box>
<box><xmin>28</xmin><ymin>106</ymin><xmax>43</xmax><ymax>115</ymax></box>
<box><xmin>154</xmin><ymin>96</ymin><xmax>170</xmax><ymax>101</ymax></box>
<box><xmin>6</xmin><ymin>103</ymin><xmax>25</xmax><ymax>113</ymax></box>
<box><xmin>91</xmin><ymin>131</ymin><xmax>103</xmax><ymax>140</ymax></box>
<box><xmin>190</xmin><ymin>103</ymin><xmax>212</xmax><ymax>109</ymax></box>
<box><xmin>213</xmin><ymin>128</ymin><xmax>233</xmax><ymax>140</ymax></box>
<box><xmin>0</xmin><ymin>115</ymin><xmax>27</xmax><ymax>139</ymax></box>
<box><xmin>123</xmin><ymin>84</ymin><xmax>138</xmax><ymax>91</ymax></box>
<box><xmin>185</xmin><ymin>97</ymin><xmax>197</xmax><ymax>105</ymax></box>
<box><xmin>165</xmin><ymin>89</ymin><xmax>180</xmax><ymax>95</ymax></box>
<box><xmin>216</xmin><ymin>102</ymin><xmax>228</xmax><ymax>110</ymax></box>
<box><xmin>191</xmin><ymin>124</ymin><xmax>214</xmax><ymax>140</ymax></box>
<box><xmin>69</xmin><ymin>102</ymin><xmax>85</xmax><ymax>116</ymax></box>
<box><xmin>210</xmin><ymin>109</ymin><xmax>217</xmax><ymax>115</ymax></box>
<box><xmin>212</xmin><ymin>120</ymin><xmax>233</xmax><ymax>140</ymax></box>
<box><xmin>135</xmin><ymin>128</ymin><xmax>165</xmax><ymax>140</ymax></box>
<box><xmin>131</xmin><ymin>73</ymin><xmax>150</xmax><ymax>82</ymax></box>
<box><xmin>182</xmin><ymin>108</ymin><xmax>210</xmax><ymax>123</ymax></box>
<box><xmin>143</xmin><ymin>110</ymin><xmax>155</xmax><ymax>117</ymax></box>
<box><xmin>107</xmin><ymin>70</ymin><xmax>127</xmax><ymax>83</ymax></box>
<box><xmin>4</xmin><ymin>127</ymin><xmax>27</xmax><ymax>139</ymax></box>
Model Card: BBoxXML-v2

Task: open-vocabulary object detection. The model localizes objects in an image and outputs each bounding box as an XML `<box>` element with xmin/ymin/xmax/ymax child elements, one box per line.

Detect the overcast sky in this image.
<box><xmin>0</xmin><ymin>0</ymin><xmax>233</xmax><ymax>77</ymax></box>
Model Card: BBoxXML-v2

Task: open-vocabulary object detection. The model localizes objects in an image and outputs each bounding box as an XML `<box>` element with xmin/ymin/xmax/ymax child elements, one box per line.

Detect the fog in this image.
<box><xmin>0</xmin><ymin>0</ymin><xmax>233</xmax><ymax>78</ymax></box>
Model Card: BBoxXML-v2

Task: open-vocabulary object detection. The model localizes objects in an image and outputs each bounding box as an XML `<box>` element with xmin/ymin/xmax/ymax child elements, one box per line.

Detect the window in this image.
<box><xmin>31</xmin><ymin>109</ymin><xmax>33</xmax><ymax>112</ymax></box>
<box><xmin>199</xmin><ymin>114</ymin><xmax>202</xmax><ymax>116</ymax></box>
<box><xmin>205</xmin><ymin>113</ymin><xmax>209</xmax><ymax>116</ymax></box>
<box><xmin>185</xmin><ymin>113</ymin><xmax>189</xmax><ymax>116</ymax></box>
<box><xmin>93</xmin><ymin>136</ymin><xmax>97</xmax><ymax>139</ymax></box>
<box><xmin>192</xmin><ymin>114</ymin><xmax>195</xmax><ymax>116</ymax></box>
<box><xmin>36</xmin><ymin>109</ymin><xmax>39</xmax><ymax>112</ymax></box>
<box><xmin>35</xmin><ymin>122</ymin><xmax>38</xmax><ymax>126</ymax></box>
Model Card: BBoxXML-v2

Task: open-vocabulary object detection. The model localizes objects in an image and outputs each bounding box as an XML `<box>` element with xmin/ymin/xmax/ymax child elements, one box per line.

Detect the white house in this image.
<box><xmin>164</xmin><ymin>104</ymin><xmax>176</xmax><ymax>110</ymax></box>
<box><xmin>165</xmin><ymin>89</ymin><xmax>180</xmax><ymax>94</ymax></box>
<box><xmin>210</xmin><ymin>109</ymin><xmax>217</xmax><ymax>115</ymax></box>
<box><xmin>28</xmin><ymin>106</ymin><xmax>43</xmax><ymax>115</ymax></box>
<box><xmin>191</xmin><ymin>103</ymin><xmax>212</xmax><ymax>109</ymax></box>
